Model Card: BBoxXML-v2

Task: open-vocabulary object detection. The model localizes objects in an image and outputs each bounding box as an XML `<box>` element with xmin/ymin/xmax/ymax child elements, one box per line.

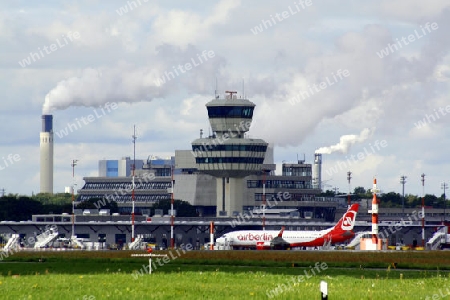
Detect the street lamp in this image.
<box><xmin>400</xmin><ymin>175</ymin><xmax>407</xmax><ymax>216</ymax></box>
<box><xmin>333</xmin><ymin>187</ymin><xmax>339</xmax><ymax>196</ymax></box>
<box><xmin>442</xmin><ymin>182</ymin><xmax>448</xmax><ymax>222</ymax></box>
<box><xmin>71</xmin><ymin>159</ymin><xmax>78</xmax><ymax>238</ymax></box>
<box><xmin>421</xmin><ymin>173</ymin><xmax>425</xmax><ymax>248</ymax></box>
<box><xmin>347</xmin><ymin>171</ymin><xmax>352</xmax><ymax>209</ymax></box>
<box><xmin>131</xmin><ymin>126</ymin><xmax>136</xmax><ymax>243</ymax></box>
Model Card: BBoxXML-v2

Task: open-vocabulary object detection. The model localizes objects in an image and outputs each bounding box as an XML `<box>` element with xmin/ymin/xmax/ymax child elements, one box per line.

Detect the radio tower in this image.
<box><xmin>131</xmin><ymin>125</ymin><xmax>137</xmax><ymax>243</ymax></box>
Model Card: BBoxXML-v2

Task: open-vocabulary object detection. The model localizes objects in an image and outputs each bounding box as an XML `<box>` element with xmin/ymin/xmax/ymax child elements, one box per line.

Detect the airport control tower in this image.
<box><xmin>192</xmin><ymin>91</ymin><xmax>268</xmax><ymax>217</ymax></box>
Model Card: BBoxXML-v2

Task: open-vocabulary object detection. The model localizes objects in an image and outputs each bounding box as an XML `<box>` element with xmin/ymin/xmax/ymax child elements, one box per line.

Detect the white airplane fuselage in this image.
<box><xmin>215</xmin><ymin>228</ymin><xmax>349</xmax><ymax>249</ymax></box>
<box><xmin>215</xmin><ymin>203</ymin><xmax>359</xmax><ymax>249</ymax></box>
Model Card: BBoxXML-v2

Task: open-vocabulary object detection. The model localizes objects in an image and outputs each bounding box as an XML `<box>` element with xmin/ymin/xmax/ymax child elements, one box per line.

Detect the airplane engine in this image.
<box><xmin>270</xmin><ymin>236</ymin><xmax>290</xmax><ymax>250</ymax></box>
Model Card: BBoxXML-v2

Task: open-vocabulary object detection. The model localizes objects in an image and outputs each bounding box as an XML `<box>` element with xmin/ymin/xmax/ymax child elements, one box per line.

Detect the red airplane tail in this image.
<box><xmin>329</xmin><ymin>203</ymin><xmax>359</xmax><ymax>235</ymax></box>
<box><xmin>277</xmin><ymin>226</ymin><xmax>285</xmax><ymax>238</ymax></box>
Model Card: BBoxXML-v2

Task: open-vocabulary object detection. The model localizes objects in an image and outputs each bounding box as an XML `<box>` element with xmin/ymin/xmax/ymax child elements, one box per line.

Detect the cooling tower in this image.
<box><xmin>313</xmin><ymin>153</ymin><xmax>322</xmax><ymax>190</ymax></box>
<box><xmin>40</xmin><ymin>115</ymin><xmax>53</xmax><ymax>194</ymax></box>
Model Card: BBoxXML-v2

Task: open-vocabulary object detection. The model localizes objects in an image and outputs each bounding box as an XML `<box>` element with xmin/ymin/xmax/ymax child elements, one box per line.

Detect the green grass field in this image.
<box><xmin>0</xmin><ymin>250</ymin><xmax>448</xmax><ymax>299</ymax></box>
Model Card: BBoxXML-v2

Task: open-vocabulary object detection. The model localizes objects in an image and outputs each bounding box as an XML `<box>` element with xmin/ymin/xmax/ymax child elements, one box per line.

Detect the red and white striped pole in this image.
<box><xmin>210</xmin><ymin>221</ymin><xmax>214</xmax><ymax>250</ymax></box>
<box><xmin>371</xmin><ymin>178</ymin><xmax>380</xmax><ymax>245</ymax></box>
<box><xmin>421</xmin><ymin>173</ymin><xmax>425</xmax><ymax>248</ymax></box>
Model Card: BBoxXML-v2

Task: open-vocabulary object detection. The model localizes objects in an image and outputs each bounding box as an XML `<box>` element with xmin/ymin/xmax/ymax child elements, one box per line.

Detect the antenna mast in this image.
<box><xmin>225</xmin><ymin>91</ymin><xmax>237</xmax><ymax>99</ymax></box>
<box><xmin>131</xmin><ymin>125</ymin><xmax>137</xmax><ymax>242</ymax></box>
<box><xmin>215</xmin><ymin>77</ymin><xmax>217</xmax><ymax>98</ymax></box>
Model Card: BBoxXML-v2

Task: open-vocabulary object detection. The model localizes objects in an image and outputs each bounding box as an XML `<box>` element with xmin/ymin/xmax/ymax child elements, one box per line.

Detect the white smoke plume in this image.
<box><xmin>315</xmin><ymin>128</ymin><xmax>373</xmax><ymax>154</ymax></box>
<box><xmin>42</xmin><ymin>45</ymin><xmax>226</xmax><ymax>114</ymax></box>
<box><xmin>42</xmin><ymin>67</ymin><xmax>163</xmax><ymax>114</ymax></box>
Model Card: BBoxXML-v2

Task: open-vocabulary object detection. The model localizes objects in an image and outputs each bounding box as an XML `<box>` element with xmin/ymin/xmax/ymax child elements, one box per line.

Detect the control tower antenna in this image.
<box><xmin>215</xmin><ymin>77</ymin><xmax>218</xmax><ymax>98</ymax></box>
<box><xmin>225</xmin><ymin>91</ymin><xmax>237</xmax><ymax>99</ymax></box>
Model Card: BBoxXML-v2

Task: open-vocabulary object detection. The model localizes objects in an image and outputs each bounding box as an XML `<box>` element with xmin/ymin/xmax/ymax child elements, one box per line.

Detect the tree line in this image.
<box><xmin>0</xmin><ymin>194</ymin><xmax>197</xmax><ymax>221</ymax></box>
<box><xmin>320</xmin><ymin>186</ymin><xmax>448</xmax><ymax>208</ymax></box>
<box><xmin>0</xmin><ymin>187</ymin><xmax>448</xmax><ymax>221</ymax></box>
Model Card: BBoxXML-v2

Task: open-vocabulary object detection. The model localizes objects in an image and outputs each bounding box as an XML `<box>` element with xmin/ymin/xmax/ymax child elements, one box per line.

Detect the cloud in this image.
<box><xmin>379</xmin><ymin>0</ymin><xmax>450</xmax><ymax>21</ymax></box>
<box><xmin>151</xmin><ymin>0</ymin><xmax>241</xmax><ymax>47</ymax></box>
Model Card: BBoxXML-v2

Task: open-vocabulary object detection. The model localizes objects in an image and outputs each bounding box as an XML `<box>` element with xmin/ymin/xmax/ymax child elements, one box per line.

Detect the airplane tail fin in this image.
<box><xmin>277</xmin><ymin>226</ymin><xmax>285</xmax><ymax>238</ymax></box>
<box><xmin>330</xmin><ymin>203</ymin><xmax>359</xmax><ymax>234</ymax></box>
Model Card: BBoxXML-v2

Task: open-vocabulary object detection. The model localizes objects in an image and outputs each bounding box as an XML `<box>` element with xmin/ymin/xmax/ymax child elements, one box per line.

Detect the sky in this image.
<box><xmin>1</xmin><ymin>0</ymin><xmax>450</xmax><ymax>198</ymax></box>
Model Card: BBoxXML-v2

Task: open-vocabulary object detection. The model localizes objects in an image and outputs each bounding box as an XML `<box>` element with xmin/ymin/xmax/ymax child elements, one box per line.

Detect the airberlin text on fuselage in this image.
<box><xmin>237</xmin><ymin>233</ymin><xmax>274</xmax><ymax>241</ymax></box>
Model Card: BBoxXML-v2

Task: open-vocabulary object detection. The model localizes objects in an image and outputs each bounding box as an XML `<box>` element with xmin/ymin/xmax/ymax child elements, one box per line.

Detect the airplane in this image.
<box><xmin>215</xmin><ymin>203</ymin><xmax>359</xmax><ymax>250</ymax></box>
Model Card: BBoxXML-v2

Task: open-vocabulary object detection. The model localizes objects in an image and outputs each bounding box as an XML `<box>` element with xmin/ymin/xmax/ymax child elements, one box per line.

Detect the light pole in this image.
<box><xmin>262</xmin><ymin>170</ymin><xmax>266</xmax><ymax>231</ymax></box>
<box><xmin>71</xmin><ymin>159</ymin><xmax>78</xmax><ymax>238</ymax></box>
<box><xmin>131</xmin><ymin>125</ymin><xmax>137</xmax><ymax>243</ymax></box>
<box><xmin>400</xmin><ymin>175</ymin><xmax>407</xmax><ymax>217</ymax></box>
<box><xmin>442</xmin><ymin>182</ymin><xmax>448</xmax><ymax>222</ymax></box>
<box><xmin>421</xmin><ymin>173</ymin><xmax>425</xmax><ymax>248</ymax></box>
<box><xmin>347</xmin><ymin>171</ymin><xmax>352</xmax><ymax>209</ymax></box>
<box><xmin>170</xmin><ymin>165</ymin><xmax>175</xmax><ymax>249</ymax></box>
<box><xmin>333</xmin><ymin>187</ymin><xmax>339</xmax><ymax>196</ymax></box>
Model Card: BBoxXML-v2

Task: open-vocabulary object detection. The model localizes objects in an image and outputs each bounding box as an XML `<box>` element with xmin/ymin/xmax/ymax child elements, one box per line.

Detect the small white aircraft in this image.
<box><xmin>215</xmin><ymin>203</ymin><xmax>359</xmax><ymax>250</ymax></box>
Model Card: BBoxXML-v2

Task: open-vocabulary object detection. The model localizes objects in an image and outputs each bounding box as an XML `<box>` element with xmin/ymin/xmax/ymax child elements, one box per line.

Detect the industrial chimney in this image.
<box><xmin>40</xmin><ymin>115</ymin><xmax>53</xmax><ymax>194</ymax></box>
<box><xmin>313</xmin><ymin>153</ymin><xmax>322</xmax><ymax>190</ymax></box>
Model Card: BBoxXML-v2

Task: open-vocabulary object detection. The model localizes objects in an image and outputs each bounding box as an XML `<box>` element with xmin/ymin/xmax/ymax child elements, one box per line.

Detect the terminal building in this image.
<box><xmin>78</xmin><ymin>157</ymin><xmax>173</xmax><ymax>215</ymax></box>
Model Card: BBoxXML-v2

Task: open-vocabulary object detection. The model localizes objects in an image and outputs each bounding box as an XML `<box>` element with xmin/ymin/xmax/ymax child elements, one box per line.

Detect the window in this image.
<box><xmin>207</xmin><ymin>106</ymin><xmax>254</xmax><ymax>118</ymax></box>
<box><xmin>246</xmin><ymin>180</ymin><xmax>308</xmax><ymax>189</ymax></box>
<box><xmin>196</xmin><ymin>157</ymin><xmax>264</xmax><ymax>164</ymax></box>
<box><xmin>192</xmin><ymin>144</ymin><xmax>267</xmax><ymax>152</ymax></box>
<box><xmin>247</xmin><ymin>180</ymin><xmax>260</xmax><ymax>188</ymax></box>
